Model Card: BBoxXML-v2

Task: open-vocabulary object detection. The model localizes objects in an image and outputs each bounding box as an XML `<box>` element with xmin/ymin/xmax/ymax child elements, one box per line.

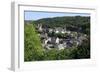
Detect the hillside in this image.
<box><xmin>29</xmin><ymin>16</ymin><xmax>90</xmax><ymax>34</ymax></box>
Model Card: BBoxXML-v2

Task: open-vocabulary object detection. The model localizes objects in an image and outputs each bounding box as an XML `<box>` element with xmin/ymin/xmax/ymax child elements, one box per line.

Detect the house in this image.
<box><xmin>55</xmin><ymin>37</ymin><xmax>60</xmax><ymax>44</ymax></box>
<box><xmin>37</xmin><ymin>24</ymin><xmax>43</xmax><ymax>32</ymax></box>
<box><xmin>48</xmin><ymin>28</ymin><xmax>53</xmax><ymax>33</ymax></box>
<box><xmin>48</xmin><ymin>37</ymin><xmax>52</xmax><ymax>42</ymax></box>
<box><xmin>66</xmin><ymin>31</ymin><xmax>71</xmax><ymax>34</ymax></box>
<box><xmin>61</xmin><ymin>28</ymin><xmax>66</xmax><ymax>34</ymax></box>
<box><xmin>40</xmin><ymin>33</ymin><xmax>46</xmax><ymax>39</ymax></box>
<box><xmin>45</xmin><ymin>44</ymin><xmax>54</xmax><ymax>50</ymax></box>
<box><xmin>54</xmin><ymin>27</ymin><xmax>66</xmax><ymax>34</ymax></box>
<box><xmin>55</xmin><ymin>30</ymin><xmax>59</xmax><ymax>33</ymax></box>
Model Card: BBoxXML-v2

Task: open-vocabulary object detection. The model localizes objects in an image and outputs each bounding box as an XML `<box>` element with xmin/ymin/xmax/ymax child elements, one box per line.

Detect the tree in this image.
<box><xmin>76</xmin><ymin>37</ymin><xmax>90</xmax><ymax>58</ymax></box>
<box><xmin>24</xmin><ymin>24</ymin><xmax>44</xmax><ymax>61</ymax></box>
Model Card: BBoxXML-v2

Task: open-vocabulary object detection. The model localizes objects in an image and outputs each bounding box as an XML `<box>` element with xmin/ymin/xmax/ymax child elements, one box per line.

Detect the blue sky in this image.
<box><xmin>24</xmin><ymin>11</ymin><xmax>90</xmax><ymax>20</ymax></box>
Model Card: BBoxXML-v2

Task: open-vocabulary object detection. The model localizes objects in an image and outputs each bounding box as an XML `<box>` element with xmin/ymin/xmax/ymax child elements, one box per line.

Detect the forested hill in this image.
<box><xmin>34</xmin><ymin>16</ymin><xmax>90</xmax><ymax>34</ymax></box>
<box><xmin>25</xmin><ymin>16</ymin><xmax>90</xmax><ymax>34</ymax></box>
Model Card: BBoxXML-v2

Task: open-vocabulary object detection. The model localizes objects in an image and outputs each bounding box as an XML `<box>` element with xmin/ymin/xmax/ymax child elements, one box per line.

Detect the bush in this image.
<box><xmin>24</xmin><ymin>24</ymin><xmax>44</xmax><ymax>61</ymax></box>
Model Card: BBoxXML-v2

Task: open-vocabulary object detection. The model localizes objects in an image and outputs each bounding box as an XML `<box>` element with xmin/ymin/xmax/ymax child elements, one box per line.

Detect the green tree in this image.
<box><xmin>24</xmin><ymin>24</ymin><xmax>44</xmax><ymax>61</ymax></box>
<box><xmin>77</xmin><ymin>38</ymin><xmax>90</xmax><ymax>58</ymax></box>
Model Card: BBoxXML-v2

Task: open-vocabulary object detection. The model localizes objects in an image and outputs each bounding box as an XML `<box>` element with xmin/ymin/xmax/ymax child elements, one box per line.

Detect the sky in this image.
<box><xmin>24</xmin><ymin>11</ymin><xmax>90</xmax><ymax>20</ymax></box>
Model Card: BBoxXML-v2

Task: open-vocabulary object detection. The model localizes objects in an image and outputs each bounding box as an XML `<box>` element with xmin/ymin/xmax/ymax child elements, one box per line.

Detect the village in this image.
<box><xmin>36</xmin><ymin>24</ymin><xmax>87</xmax><ymax>50</ymax></box>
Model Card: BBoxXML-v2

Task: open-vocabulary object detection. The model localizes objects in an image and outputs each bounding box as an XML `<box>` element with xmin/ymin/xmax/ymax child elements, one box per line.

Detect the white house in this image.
<box><xmin>49</xmin><ymin>28</ymin><xmax>53</xmax><ymax>33</ymax></box>
<box><xmin>38</xmin><ymin>24</ymin><xmax>43</xmax><ymax>32</ymax></box>
<box><xmin>66</xmin><ymin>31</ymin><xmax>71</xmax><ymax>34</ymax></box>
<box><xmin>55</xmin><ymin>30</ymin><xmax>59</xmax><ymax>33</ymax></box>
<box><xmin>55</xmin><ymin>37</ymin><xmax>60</xmax><ymax>44</ymax></box>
